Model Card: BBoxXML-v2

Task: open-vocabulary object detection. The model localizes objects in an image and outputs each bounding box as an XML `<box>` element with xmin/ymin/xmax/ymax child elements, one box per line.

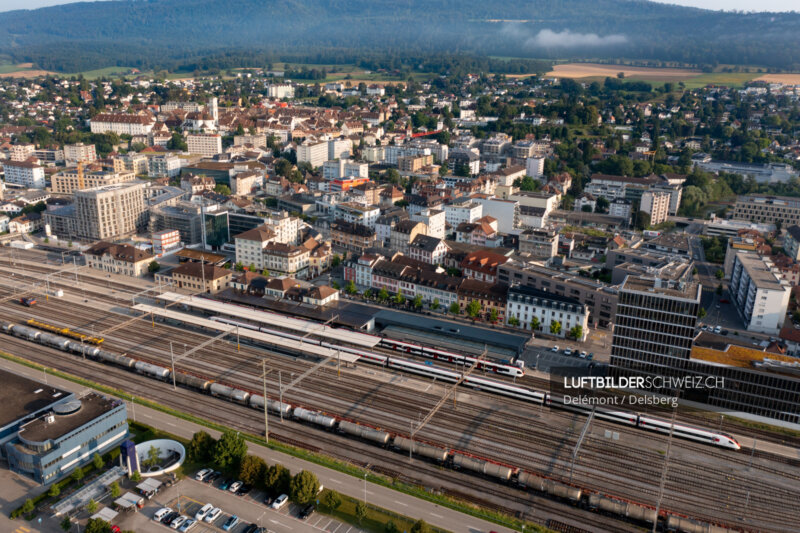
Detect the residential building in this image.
<box><xmin>505</xmin><ymin>285</ymin><xmax>589</xmax><ymax>340</ymax></box>
<box><xmin>166</xmin><ymin>262</ymin><xmax>233</xmax><ymax>293</ymax></box>
<box><xmin>785</xmin><ymin>225</ymin><xmax>800</xmax><ymax>261</ymax></box>
<box><xmin>322</xmin><ymin>160</ymin><xmax>369</xmax><ymax>180</ymax></box>
<box><xmin>180</xmin><ymin>175</ymin><xmax>216</xmax><ymax>195</ymax></box>
<box><xmin>1</xmin><ymin>370</ymin><xmax>128</xmax><ymax>485</ymax></box>
<box><xmin>0</xmin><ymin>215</ymin><xmax>8</xmax><ymax>233</ymax></box>
<box><xmin>457</xmin><ymin>279</ymin><xmax>507</xmax><ymax>321</ymax></box>
<box><xmin>397</xmin><ymin>154</ymin><xmax>433</xmax><ymax>173</ymax></box>
<box><xmin>525</xmin><ymin>156</ymin><xmax>545</xmax><ymax>180</ymax></box>
<box><xmin>116</xmin><ymin>153</ymin><xmax>149</xmax><ymax>175</ymax></box>
<box><xmin>444</xmin><ymin>201</ymin><xmax>482</xmax><ymax>228</ymax></box>
<box><xmin>331</xmin><ymin>219</ymin><xmax>376</xmax><ymax>254</ymax></box>
<box><xmin>471</xmin><ymin>196</ymin><xmax>518</xmax><ymax>233</ymax></box>
<box><xmin>448</xmin><ymin>149</ymin><xmax>480</xmax><ymax>175</ymax></box>
<box><xmin>407</xmin><ymin>235</ymin><xmax>449</xmax><ymax>265</ymax></box>
<box><xmin>51</xmin><ymin>168</ymin><xmax>135</xmax><ymax>194</ymax></box>
<box><xmin>390</xmin><ymin>220</ymin><xmax>426</xmax><ymax>253</ymax></box>
<box><xmin>328</xmin><ymin>138</ymin><xmax>353</xmax><ymax>161</ymax></box>
<box><xmin>641</xmin><ymin>233</ymin><xmax>691</xmax><ymax>257</ymax></box>
<box><xmin>63</xmin><ymin>143</ymin><xmax>97</xmax><ymax>165</ymax></box>
<box><xmin>90</xmin><ymin>113</ymin><xmax>155</xmax><ymax>136</ymax></box>
<box><xmin>608</xmin><ymin>199</ymin><xmax>632</xmax><ymax>221</ymax></box>
<box><xmin>731</xmin><ymin>195</ymin><xmax>800</xmax><ymax>225</ymax></box>
<box><xmin>148</xmin><ymin>202</ymin><xmax>204</xmax><ymax>245</ymax></box>
<box><xmin>640</xmin><ymin>190</ymin><xmax>670</xmax><ymax>225</ymax></box>
<box><xmin>455</xmin><ymin>220</ymin><xmax>502</xmax><ymax>248</ymax></box>
<box><xmin>187</xmin><ymin>133</ymin><xmax>223</xmax><ymax>157</ymax></box>
<box><xmin>729</xmin><ymin>252</ymin><xmax>791</xmax><ymax>334</ymax></box>
<box><xmin>460</xmin><ymin>250</ymin><xmax>509</xmax><ymax>283</ymax></box>
<box><xmin>83</xmin><ymin>241</ymin><xmax>154</xmax><ymax>277</ymax></box>
<box><xmin>297</xmin><ymin>140</ymin><xmax>329</xmax><ymax>168</ymax></box>
<box><xmin>234</xmin><ymin>225</ymin><xmax>276</xmax><ymax>270</ymax></box>
<box><xmin>519</xmin><ymin>228</ymin><xmax>558</xmax><ymax>258</ymax></box>
<box><xmin>267</xmin><ymin>84</ymin><xmax>295</xmax><ymax>99</ymax></box>
<box><xmin>152</xmin><ymin>229</ymin><xmax>181</xmax><ymax>255</ymax></box>
<box><xmin>34</xmin><ymin>148</ymin><xmax>65</xmax><ymax>164</ymax></box>
<box><xmin>334</xmin><ymin>202</ymin><xmax>381</xmax><ymax>229</ymax></box>
<box><xmin>410</xmin><ymin>208</ymin><xmax>446</xmax><ymax>239</ymax></box>
<box><xmin>723</xmin><ymin>234</ymin><xmax>769</xmax><ymax>278</ymax></box>
<box><xmin>8</xmin><ymin>213</ymin><xmax>42</xmax><ymax>234</ymax></box>
<box><xmin>375</xmin><ymin>210</ymin><xmax>409</xmax><ymax>247</ymax></box>
<box><xmin>148</xmin><ymin>154</ymin><xmax>182</xmax><ymax>178</ymax></box>
<box><xmin>3</xmin><ymin>159</ymin><xmax>46</xmax><ymax>189</ymax></box>
<box><xmin>263</xmin><ymin>243</ymin><xmax>310</xmax><ymax>278</ymax></box>
<box><xmin>10</xmin><ymin>144</ymin><xmax>35</xmax><ymax>162</ymax></box>
<box><xmin>230</xmin><ymin>171</ymin><xmax>261</xmax><ymax>196</ymax></box>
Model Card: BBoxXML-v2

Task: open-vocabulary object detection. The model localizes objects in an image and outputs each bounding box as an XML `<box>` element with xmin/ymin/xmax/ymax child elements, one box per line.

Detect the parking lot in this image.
<box><xmin>118</xmin><ymin>470</ymin><xmax>361</xmax><ymax>533</ymax></box>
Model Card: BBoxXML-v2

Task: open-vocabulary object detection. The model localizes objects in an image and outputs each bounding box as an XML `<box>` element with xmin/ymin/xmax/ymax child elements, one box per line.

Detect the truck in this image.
<box><xmin>20</xmin><ymin>297</ymin><xmax>37</xmax><ymax>307</ymax></box>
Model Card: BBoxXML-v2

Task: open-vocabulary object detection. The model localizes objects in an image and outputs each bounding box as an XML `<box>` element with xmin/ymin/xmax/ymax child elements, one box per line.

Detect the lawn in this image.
<box><xmin>320</xmin><ymin>491</ymin><xmax>450</xmax><ymax>533</ymax></box>
<box><xmin>679</xmin><ymin>72</ymin><xmax>759</xmax><ymax>89</ymax></box>
<box><xmin>72</xmin><ymin>66</ymin><xmax>139</xmax><ymax>79</ymax></box>
<box><xmin>0</xmin><ymin>62</ymin><xmax>34</xmax><ymax>74</ymax></box>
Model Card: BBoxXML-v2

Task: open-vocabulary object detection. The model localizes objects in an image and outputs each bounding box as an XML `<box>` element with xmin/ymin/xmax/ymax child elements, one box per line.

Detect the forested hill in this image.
<box><xmin>1</xmin><ymin>0</ymin><xmax>799</xmax><ymax>72</ymax></box>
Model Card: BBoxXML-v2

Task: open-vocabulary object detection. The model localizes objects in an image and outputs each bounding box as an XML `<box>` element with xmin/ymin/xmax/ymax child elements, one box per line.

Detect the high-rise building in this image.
<box><xmin>3</xmin><ymin>159</ymin><xmax>46</xmax><ymax>189</ymax></box>
<box><xmin>187</xmin><ymin>133</ymin><xmax>223</xmax><ymax>157</ymax></box>
<box><xmin>640</xmin><ymin>190</ymin><xmax>671</xmax><ymax>225</ymax></box>
<box><xmin>51</xmin><ymin>167</ymin><xmax>135</xmax><ymax>194</ymax></box>
<box><xmin>525</xmin><ymin>156</ymin><xmax>545</xmax><ymax>180</ymax></box>
<box><xmin>610</xmin><ymin>274</ymin><xmax>701</xmax><ymax>386</ymax></box>
<box><xmin>63</xmin><ymin>143</ymin><xmax>97</xmax><ymax>165</ymax></box>
<box><xmin>729</xmin><ymin>252</ymin><xmax>790</xmax><ymax>334</ymax></box>
<box><xmin>297</xmin><ymin>140</ymin><xmax>329</xmax><ymax>169</ymax></box>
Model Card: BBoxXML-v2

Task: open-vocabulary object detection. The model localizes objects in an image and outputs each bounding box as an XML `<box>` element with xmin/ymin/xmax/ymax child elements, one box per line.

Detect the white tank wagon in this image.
<box><xmin>38</xmin><ymin>332</ymin><xmax>71</xmax><ymax>350</ymax></box>
<box><xmin>10</xmin><ymin>324</ymin><xmax>41</xmax><ymax>341</ymax></box>
<box><xmin>338</xmin><ymin>421</ymin><xmax>391</xmax><ymax>445</ymax></box>
<box><xmin>248</xmin><ymin>394</ymin><xmax>292</xmax><ymax>417</ymax></box>
<box><xmin>135</xmin><ymin>361</ymin><xmax>171</xmax><ymax>379</ymax></box>
<box><xmin>173</xmin><ymin>372</ymin><xmax>213</xmax><ymax>391</ymax></box>
<box><xmin>293</xmin><ymin>407</ymin><xmax>336</xmax><ymax>429</ymax></box>
<box><xmin>588</xmin><ymin>494</ymin><xmax>657</xmax><ymax>524</ymax></box>
<box><xmin>66</xmin><ymin>341</ymin><xmax>101</xmax><ymax>358</ymax></box>
<box><xmin>517</xmin><ymin>471</ymin><xmax>582</xmax><ymax>502</ymax></box>
<box><xmin>209</xmin><ymin>383</ymin><xmax>250</xmax><ymax>403</ymax></box>
<box><xmin>392</xmin><ymin>437</ymin><xmax>449</xmax><ymax>462</ymax></box>
<box><xmin>666</xmin><ymin>515</ymin><xmax>732</xmax><ymax>533</ymax></box>
<box><xmin>451</xmin><ymin>453</ymin><xmax>514</xmax><ymax>481</ymax></box>
<box><xmin>97</xmin><ymin>350</ymin><xmax>136</xmax><ymax>367</ymax></box>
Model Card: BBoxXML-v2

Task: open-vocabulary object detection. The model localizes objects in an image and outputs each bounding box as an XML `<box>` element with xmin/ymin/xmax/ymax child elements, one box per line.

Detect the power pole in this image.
<box><xmin>262</xmin><ymin>359</ymin><xmax>269</xmax><ymax>443</ymax></box>
<box><xmin>169</xmin><ymin>341</ymin><xmax>177</xmax><ymax>390</ymax></box>
<box><xmin>652</xmin><ymin>398</ymin><xmax>678</xmax><ymax>533</ymax></box>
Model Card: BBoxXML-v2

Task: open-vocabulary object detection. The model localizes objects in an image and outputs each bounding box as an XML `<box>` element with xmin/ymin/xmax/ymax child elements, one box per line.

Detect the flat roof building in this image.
<box><xmin>729</xmin><ymin>252</ymin><xmax>791</xmax><ymax>334</ymax></box>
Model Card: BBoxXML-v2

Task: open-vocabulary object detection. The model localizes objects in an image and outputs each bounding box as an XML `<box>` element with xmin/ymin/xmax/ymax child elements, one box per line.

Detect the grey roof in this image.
<box><xmin>787</xmin><ymin>225</ymin><xmax>800</xmax><ymax>242</ymax></box>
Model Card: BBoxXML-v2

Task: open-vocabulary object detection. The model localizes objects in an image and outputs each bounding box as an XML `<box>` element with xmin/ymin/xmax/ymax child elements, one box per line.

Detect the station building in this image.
<box><xmin>0</xmin><ymin>369</ymin><xmax>128</xmax><ymax>484</ymax></box>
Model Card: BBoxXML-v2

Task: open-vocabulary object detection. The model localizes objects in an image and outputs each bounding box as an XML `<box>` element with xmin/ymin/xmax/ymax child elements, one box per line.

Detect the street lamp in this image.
<box><xmin>363</xmin><ymin>472</ymin><xmax>368</xmax><ymax>504</ymax></box>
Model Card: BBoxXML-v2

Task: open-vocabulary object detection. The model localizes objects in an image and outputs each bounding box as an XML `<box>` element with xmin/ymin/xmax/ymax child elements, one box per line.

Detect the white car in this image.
<box><xmin>178</xmin><ymin>519</ymin><xmax>196</xmax><ymax>532</ymax></box>
<box><xmin>551</xmin><ymin>345</ymin><xmax>559</xmax><ymax>352</ymax></box>
<box><xmin>170</xmin><ymin>515</ymin><xmax>187</xmax><ymax>530</ymax></box>
<box><xmin>204</xmin><ymin>507</ymin><xmax>222</xmax><ymax>523</ymax></box>
<box><xmin>195</xmin><ymin>504</ymin><xmax>214</xmax><ymax>521</ymax></box>
<box><xmin>579</xmin><ymin>351</ymin><xmax>587</xmax><ymax>358</ymax></box>
<box><xmin>195</xmin><ymin>468</ymin><xmax>212</xmax><ymax>481</ymax></box>
<box><xmin>154</xmin><ymin>507</ymin><xmax>172</xmax><ymax>522</ymax></box>
<box><xmin>714</xmin><ymin>325</ymin><xmax>722</xmax><ymax>334</ymax></box>
<box><xmin>228</xmin><ymin>481</ymin><xmax>243</xmax><ymax>493</ymax></box>
<box><xmin>563</xmin><ymin>348</ymin><xmax>572</xmax><ymax>356</ymax></box>
<box><xmin>271</xmin><ymin>494</ymin><xmax>289</xmax><ymax>510</ymax></box>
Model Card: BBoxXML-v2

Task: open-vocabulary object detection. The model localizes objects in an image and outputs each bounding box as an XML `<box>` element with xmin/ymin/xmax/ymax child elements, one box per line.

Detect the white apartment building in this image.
<box><xmin>328</xmin><ymin>138</ymin><xmax>353</xmax><ymax>161</ymax></box>
<box><xmin>729</xmin><ymin>252</ymin><xmax>791</xmax><ymax>334</ymax></box>
<box><xmin>297</xmin><ymin>140</ymin><xmax>329</xmax><ymax>168</ymax></box>
<box><xmin>640</xmin><ymin>190</ymin><xmax>671</xmax><ymax>225</ymax></box>
<box><xmin>64</xmin><ymin>143</ymin><xmax>97</xmax><ymax>165</ymax></box>
<box><xmin>505</xmin><ymin>285</ymin><xmax>589</xmax><ymax>341</ymax></box>
<box><xmin>0</xmin><ymin>215</ymin><xmax>8</xmax><ymax>233</ymax></box>
<box><xmin>3</xmin><ymin>160</ymin><xmax>46</xmax><ymax>188</ymax></box>
<box><xmin>410</xmin><ymin>208</ymin><xmax>446</xmax><ymax>239</ymax></box>
<box><xmin>262</xmin><ymin>211</ymin><xmax>301</xmax><ymax>245</ymax></box>
<box><xmin>235</xmin><ymin>225</ymin><xmax>276</xmax><ymax>270</ymax></box>
<box><xmin>525</xmin><ymin>156</ymin><xmax>545</xmax><ymax>180</ymax></box>
<box><xmin>322</xmin><ymin>159</ymin><xmax>369</xmax><ymax>180</ymax></box>
<box><xmin>10</xmin><ymin>144</ymin><xmax>35</xmax><ymax>162</ymax></box>
<box><xmin>609</xmin><ymin>199</ymin><xmax>632</xmax><ymax>221</ymax></box>
<box><xmin>230</xmin><ymin>171</ymin><xmax>261</xmax><ymax>196</ymax></box>
<box><xmin>73</xmin><ymin>182</ymin><xmax>148</xmax><ymax>240</ymax></box>
<box><xmin>90</xmin><ymin>113</ymin><xmax>155</xmax><ymax>136</ymax></box>
<box><xmin>472</xmin><ymin>196</ymin><xmax>519</xmax><ymax>234</ymax></box>
<box><xmin>334</xmin><ymin>202</ymin><xmax>381</xmax><ymax>229</ymax></box>
<box><xmin>116</xmin><ymin>153</ymin><xmax>149</xmax><ymax>175</ymax></box>
<box><xmin>187</xmin><ymin>133</ymin><xmax>223</xmax><ymax>157</ymax></box>
<box><xmin>148</xmin><ymin>154</ymin><xmax>182</xmax><ymax>178</ymax></box>
<box><xmin>444</xmin><ymin>201</ymin><xmax>483</xmax><ymax>228</ymax></box>
<box><xmin>267</xmin><ymin>84</ymin><xmax>295</xmax><ymax>99</ymax></box>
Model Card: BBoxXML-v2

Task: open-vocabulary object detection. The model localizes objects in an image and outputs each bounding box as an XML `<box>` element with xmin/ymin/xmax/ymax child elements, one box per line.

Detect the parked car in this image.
<box><xmin>299</xmin><ymin>504</ymin><xmax>315</xmax><ymax>520</ymax></box>
<box><xmin>195</xmin><ymin>469</ymin><xmax>212</xmax><ymax>482</ymax></box>
<box><xmin>195</xmin><ymin>504</ymin><xmax>214</xmax><ymax>522</ymax></box>
<box><xmin>228</xmin><ymin>481</ymin><xmax>243</xmax><ymax>493</ymax></box>
<box><xmin>579</xmin><ymin>351</ymin><xmax>587</xmax><ymax>359</ymax></box>
<box><xmin>242</xmin><ymin>525</ymin><xmax>259</xmax><ymax>533</ymax></box>
<box><xmin>205</xmin><ymin>471</ymin><xmax>221</xmax><ymax>483</ymax></box>
<box><xmin>563</xmin><ymin>348</ymin><xmax>572</xmax><ymax>356</ymax></box>
<box><xmin>551</xmin><ymin>345</ymin><xmax>559</xmax><ymax>352</ymax></box>
<box><xmin>236</xmin><ymin>484</ymin><xmax>253</xmax><ymax>496</ymax></box>
<box><xmin>271</xmin><ymin>494</ymin><xmax>289</xmax><ymax>510</ymax></box>
<box><xmin>169</xmin><ymin>515</ymin><xmax>187</xmax><ymax>530</ymax></box>
<box><xmin>263</xmin><ymin>493</ymin><xmax>275</xmax><ymax>506</ymax></box>
<box><xmin>714</xmin><ymin>325</ymin><xmax>722</xmax><ymax>334</ymax></box>
<box><xmin>219</xmin><ymin>478</ymin><xmax>233</xmax><ymax>491</ymax></box>
<box><xmin>222</xmin><ymin>515</ymin><xmax>239</xmax><ymax>531</ymax></box>
<box><xmin>587</xmin><ymin>353</ymin><xmax>594</xmax><ymax>361</ymax></box>
<box><xmin>161</xmin><ymin>512</ymin><xmax>179</xmax><ymax>525</ymax></box>
<box><xmin>178</xmin><ymin>519</ymin><xmax>196</xmax><ymax>532</ymax></box>
<box><xmin>204</xmin><ymin>508</ymin><xmax>222</xmax><ymax>523</ymax></box>
<box><xmin>153</xmin><ymin>508</ymin><xmax>172</xmax><ymax>522</ymax></box>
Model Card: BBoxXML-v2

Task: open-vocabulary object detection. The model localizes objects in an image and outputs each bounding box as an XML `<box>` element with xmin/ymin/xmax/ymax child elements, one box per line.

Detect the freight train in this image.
<box><xmin>0</xmin><ymin>319</ymin><xmax>734</xmax><ymax>532</ymax></box>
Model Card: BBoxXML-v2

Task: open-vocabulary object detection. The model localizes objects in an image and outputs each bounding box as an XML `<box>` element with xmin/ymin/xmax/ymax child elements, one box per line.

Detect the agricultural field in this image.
<box><xmin>544</xmin><ymin>62</ymin><xmax>699</xmax><ymax>81</ymax></box>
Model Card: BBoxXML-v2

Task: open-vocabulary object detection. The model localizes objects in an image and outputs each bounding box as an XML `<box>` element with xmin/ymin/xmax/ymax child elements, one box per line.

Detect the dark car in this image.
<box><xmin>241</xmin><ymin>525</ymin><xmax>259</xmax><ymax>533</ymax></box>
<box><xmin>263</xmin><ymin>493</ymin><xmax>274</xmax><ymax>506</ymax></box>
<box><xmin>161</xmin><ymin>512</ymin><xmax>180</xmax><ymax>525</ymax></box>
<box><xmin>219</xmin><ymin>478</ymin><xmax>233</xmax><ymax>491</ymax></box>
<box><xmin>299</xmin><ymin>504</ymin><xmax>315</xmax><ymax>520</ymax></box>
<box><xmin>236</xmin><ymin>484</ymin><xmax>253</xmax><ymax>496</ymax></box>
<box><xmin>205</xmin><ymin>471</ymin><xmax>221</xmax><ymax>483</ymax></box>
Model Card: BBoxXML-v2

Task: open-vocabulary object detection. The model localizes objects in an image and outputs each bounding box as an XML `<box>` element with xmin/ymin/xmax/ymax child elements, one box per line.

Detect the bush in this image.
<box><xmin>355</xmin><ymin>501</ymin><xmax>368</xmax><ymax>524</ymax></box>
<box><xmin>322</xmin><ymin>489</ymin><xmax>342</xmax><ymax>511</ymax></box>
<box><xmin>239</xmin><ymin>455</ymin><xmax>266</xmax><ymax>487</ymax></box>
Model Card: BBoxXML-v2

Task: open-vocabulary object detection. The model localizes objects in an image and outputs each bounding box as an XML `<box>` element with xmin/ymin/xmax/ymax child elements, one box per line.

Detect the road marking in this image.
<box><xmin>166</xmin><ymin>422</ymin><xmax>177</xmax><ymax>427</ymax></box>
<box><xmin>365</xmin><ymin>490</ymin><xmax>374</xmax><ymax>495</ymax></box>
<box><xmin>429</xmin><ymin>512</ymin><xmax>443</xmax><ymax>518</ymax></box>
<box><xmin>269</xmin><ymin>519</ymin><xmax>292</xmax><ymax>529</ymax></box>
<box><xmin>329</xmin><ymin>478</ymin><xmax>342</xmax><ymax>484</ymax></box>
<box><xmin>393</xmin><ymin>500</ymin><xmax>408</xmax><ymax>506</ymax></box>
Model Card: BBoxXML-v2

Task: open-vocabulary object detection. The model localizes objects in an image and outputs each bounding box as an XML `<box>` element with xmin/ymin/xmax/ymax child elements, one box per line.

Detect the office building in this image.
<box><xmin>729</xmin><ymin>252</ymin><xmax>791</xmax><ymax>334</ymax></box>
<box><xmin>0</xmin><ymin>369</ymin><xmax>128</xmax><ymax>485</ymax></box>
<box><xmin>731</xmin><ymin>195</ymin><xmax>800</xmax><ymax>225</ymax></box>
<box><xmin>149</xmin><ymin>201</ymin><xmax>204</xmax><ymax>245</ymax></box>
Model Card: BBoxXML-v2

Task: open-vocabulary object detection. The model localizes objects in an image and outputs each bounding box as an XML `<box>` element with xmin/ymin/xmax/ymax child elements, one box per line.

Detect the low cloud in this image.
<box><xmin>503</xmin><ymin>24</ymin><xmax>628</xmax><ymax>48</ymax></box>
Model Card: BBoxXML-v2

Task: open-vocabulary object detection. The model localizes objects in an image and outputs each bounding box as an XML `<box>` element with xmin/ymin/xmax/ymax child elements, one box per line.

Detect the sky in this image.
<box><xmin>0</xmin><ymin>0</ymin><xmax>797</xmax><ymax>12</ymax></box>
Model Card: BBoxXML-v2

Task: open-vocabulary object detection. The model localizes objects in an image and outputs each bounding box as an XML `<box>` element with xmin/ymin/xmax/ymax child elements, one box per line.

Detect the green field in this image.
<box><xmin>678</xmin><ymin>72</ymin><xmax>760</xmax><ymax>89</ymax></box>
<box><xmin>70</xmin><ymin>66</ymin><xmax>139</xmax><ymax>79</ymax></box>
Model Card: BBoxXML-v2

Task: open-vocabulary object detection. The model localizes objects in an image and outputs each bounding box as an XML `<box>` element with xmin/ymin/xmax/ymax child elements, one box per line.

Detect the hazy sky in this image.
<box><xmin>0</xmin><ymin>0</ymin><xmax>797</xmax><ymax>12</ymax></box>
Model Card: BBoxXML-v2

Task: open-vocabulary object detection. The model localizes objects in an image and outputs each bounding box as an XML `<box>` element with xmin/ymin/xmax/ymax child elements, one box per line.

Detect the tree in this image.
<box><xmin>715</xmin><ymin>269</ymin><xmax>724</xmax><ymax>279</ymax></box>
<box><xmin>289</xmin><ymin>470</ymin><xmax>319</xmax><ymax>505</ymax></box>
<box><xmin>531</xmin><ymin>316</ymin><xmax>540</xmax><ymax>331</ymax></box>
<box><xmin>385</xmin><ymin>521</ymin><xmax>400</xmax><ymax>533</ymax></box>
<box><xmin>264</xmin><ymin>463</ymin><xmax>291</xmax><ymax>495</ymax></box>
<box><xmin>411</xmin><ymin>519</ymin><xmax>432</xmax><ymax>533</ymax></box>
<box><xmin>21</xmin><ymin>498</ymin><xmax>34</xmax><ymax>514</ymax></box>
<box><xmin>110</xmin><ymin>481</ymin><xmax>121</xmax><ymax>499</ymax></box>
<box><xmin>570</xmin><ymin>325</ymin><xmax>583</xmax><ymax>340</ymax></box>
<box><xmin>213</xmin><ymin>430</ymin><xmax>248</xmax><ymax>473</ymax></box>
<box><xmin>793</xmin><ymin>310</ymin><xmax>800</xmax><ymax>323</ymax></box>
<box><xmin>692</xmin><ymin>267</ymin><xmax>698</xmax><ymax>275</ymax></box>
<box><xmin>234</xmin><ymin>261</ymin><xmax>245</xmax><ymax>272</ymax></box>
<box><xmin>634</xmin><ymin>210</ymin><xmax>651</xmax><ymax>231</ymax></box>
<box><xmin>363</xmin><ymin>289</ymin><xmax>373</xmax><ymax>300</ymax></box>
<box><xmin>331</xmin><ymin>254</ymin><xmax>342</xmax><ymax>268</ymax></box>
<box><xmin>93</xmin><ymin>452</ymin><xmax>104</xmax><ymax>470</ymax></box>
<box><xmin>488</xmin><ymin>308</ymin><xmax>499</xmax><ymax>323</ymax></box>
<box><xmin>345</xmin><ymin>280</ymin><xmax>357</xmax><ymax>295</ymax></box>
<box><xmin>60</xmin><ymin>516</ymin><xmax>72</xmax><ymax>531</ymax></box>
<box><xmin>331</xmin><ymin>281</ymin><xmax>340</xmax><ymax>290</ymax></box>
<box><xmin>431</xmin><ymin>298</ymin><xmax>440</xmax><ymax>310</ymax></box>
<box><xmin>49</xmin><ymin>483</ymin><xmax>61</xmax><ymax>498</ymax></box>
<box><xmin>148</xmin><ymin>260</ymin><xmax>160</xmax><ymax>273</ymax></box>
<box><xmin>448</xmin><ymin>302</ymin><xmax>461</xmax><ymax>315</ymax></box>
<box><xmin>86</xmin><ymin>498</ymin><xmax>98</xmax><ymax>514</ymax></box>
<box><xmin>84</xmin><ymin>518</ymin><xmax>111</xmax><ymax>533</ymax></box>
<box><xmin>167</xmin><ymin>132</ymin><xmax>187</xmax><ymax>151</ymax></box>
<box><xmin>595</xmin><ymin>196</ymin><xmax>610</xmax><ymax>213</ymax></box>
<box><xmin>355</xmin><ymin>501</ymin><xmax>368</xmax><ymax>524</ymax></box>
<box><xmin>72</xmin><ymin>467</ymin><xmax>84</xmax><ymax>483</ymax></box>
<box><xmin>509</xmin><ymin>316</ymin><xmax>520</xmax><ymax>326</ymax></box>
<box><xmin>716</xmin><ymin>284</ymin><xmax>723</xmax><ymax>295</ymax></box>
<box><xmin>466</xmin><ymin>300</ymin><xmax>481</xmax><ymax>318</ymax></box>
<box><xmin>394</xmin><ymin>288</ymin><xmax>405</xmax><ymax>305</ymax></box>
<box><xmin>274</xmin><ymin>158</ymin><xmax>293</xmax><ymax>178</ymax></box>
<box><xmin>698</xmin><ymin>307</ymin><xmax>707</xmax><ymax>319</ymax></box>
<box><xmin>378</xmin><ymin>288</ymin><xmax>389</xmax><ymax>302</ymax></box>
<box><xmin>413</xmin><ymin>295</ymin><xmax>423</xmax><ymax>309</ymax></box>
<box><xmin>239</xmin><ymin>455</ymin><xmax>266</xmax><ymax>487</ymax></box>
<box><xmin>322</xmin><ymin>489</ymin><xmax>342</xmax><ymax>511</ymax></box>
<box><xmin>144</xmin><ymin>445</ymin><xmax>160</xmax><ymax>469</ymax></box>
<box><xmin>550</xmin><ymin>320</ymin><xmax>562</xmax><ymax>335</ymax></box>
<box><xmin>130</xmin><ymin>471</ymin><xmax>141</xmax><ymax>482</ymax></box>
<box><xmin>187</xmin><ymin>431</ymin><xmax>216</xmax><ymax>463</ymax></box>
<box><xmin>215</xmin><ymin>184</ymin><xmax>231</xmax><ymax>195</ymax></box>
